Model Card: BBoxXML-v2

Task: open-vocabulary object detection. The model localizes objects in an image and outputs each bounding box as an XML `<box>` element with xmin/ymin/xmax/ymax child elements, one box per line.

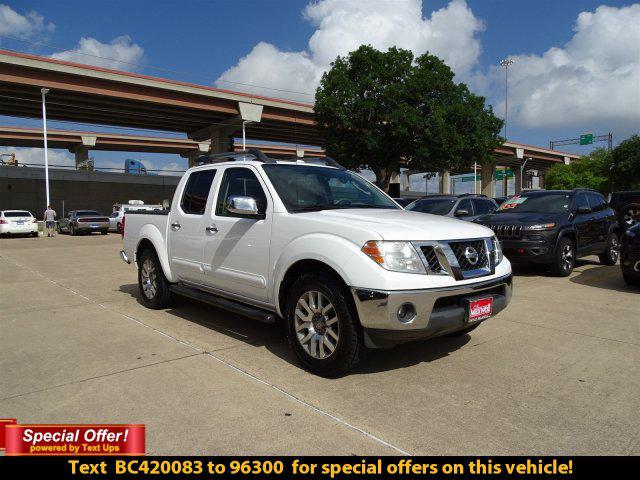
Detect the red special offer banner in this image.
<box><xmin>0</xmin><ymin>419</ymin><xmax>17</xmax><ymax>450</ymax></box>
<box><xmin>4</xmin><ymin>424</ymin><xmax>145</xmax><ymax>456</ymax></box>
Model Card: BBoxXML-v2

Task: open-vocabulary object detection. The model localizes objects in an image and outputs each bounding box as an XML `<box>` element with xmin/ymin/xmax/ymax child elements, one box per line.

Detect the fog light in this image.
<box><xmin>397</xmin><ymin>303</ymin><xmax>416</xmax><ymax>323</ymax></box>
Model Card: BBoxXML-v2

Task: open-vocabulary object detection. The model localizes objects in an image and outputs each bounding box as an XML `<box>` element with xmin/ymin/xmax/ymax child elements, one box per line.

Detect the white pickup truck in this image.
<box><xmin>121</xmin><ymin>150</ymin><xmax>513</xmax><ymax>376</ymax></box>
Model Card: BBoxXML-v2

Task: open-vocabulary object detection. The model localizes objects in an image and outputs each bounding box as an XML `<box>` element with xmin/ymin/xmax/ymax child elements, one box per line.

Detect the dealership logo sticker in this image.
<box><xmin>468</xmin><ymin>298</ymin><xmax>493</xmax><ymax>322</ymax></box>
<box><xmin>4</xmin><ymin>424</ymin><xmax>145</xmax><ymax>456</ymax></box>
<box><xmin>0</xmin><ymin>419</ymin><xmax>17</xmax><ymax>450</ymax></box>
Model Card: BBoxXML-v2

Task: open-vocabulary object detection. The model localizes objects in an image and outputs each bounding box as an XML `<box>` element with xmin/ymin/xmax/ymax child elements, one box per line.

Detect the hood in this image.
<box><xmin>475</xmin><ymin>212</ymin><xmax>563</xmax><ymax>224</ymax></box>
<box><xmin>311</xmin><ymin>208</ymin><xmax>494</xmax><ymax>241</ymax></box>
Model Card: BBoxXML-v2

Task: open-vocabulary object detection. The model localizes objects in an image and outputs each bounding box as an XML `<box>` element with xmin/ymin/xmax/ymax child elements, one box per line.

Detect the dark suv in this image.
<box><xmin>406</xmin><ymin>194</ymin><xmax>497</xmax><ymax>221</ymax></box>
<box><xmin>475</xmin><ymin>189</ymin><xmax>620</xmax><ymax>276</ymax></box>
<box><xmin>609</xmin><ymin>191</ymin><xmax>640</xmax><ymax>230</ymax></box>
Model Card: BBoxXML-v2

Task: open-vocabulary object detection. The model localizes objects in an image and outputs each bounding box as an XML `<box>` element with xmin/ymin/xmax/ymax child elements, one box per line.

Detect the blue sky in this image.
<box><xmin>0</xmin><ymin>0</ymin><xmax>638</xmax><ymax>177</ymax></box>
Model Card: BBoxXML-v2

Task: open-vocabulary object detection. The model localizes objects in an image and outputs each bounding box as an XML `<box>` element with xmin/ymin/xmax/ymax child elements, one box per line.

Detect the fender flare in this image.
<box><xmin>555</xmin><ymin>227</ymin><xmax>577</xmax><ymax>250</ymax></box>
<box><xmin>271</xmin><ymin>234</ymin><xmax>362</xmax><ymax>316</ymax></box>
<box><xmin>136</xmin><ymin>224</ymin><xmax>176</xmax><ymax>283</ymax></box>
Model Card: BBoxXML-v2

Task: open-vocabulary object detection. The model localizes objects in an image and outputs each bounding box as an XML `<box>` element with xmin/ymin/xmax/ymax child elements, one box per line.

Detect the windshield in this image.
<box><xmin>406</xmin><ymin>198</ymin><xmax>456</xmax><ymax>215</ymax></box>
<box><xmin>262</xmin><ymin>164</ymin><xmax>398</xmax><ymax>212</ymax></box>
<box><xmin>3</xmin><ymin>211</ymin><xmax>32</xmax><ymax>217</ymax></box>
<box><xmin>496</xmin><ymin>193</ymin><xmax>571</xmax><ymax>214</ymax></box>
<box><xmin>76</xmin><ymin>210</ymin><xmax>102</xmax><ymax>216</ymax></box>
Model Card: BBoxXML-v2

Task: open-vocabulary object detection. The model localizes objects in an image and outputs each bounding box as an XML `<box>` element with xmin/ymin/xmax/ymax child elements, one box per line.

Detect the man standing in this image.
<box><xmin>43</xmin><ymin>205</ymin><xmax>56</xmax><ymax>237</ymax></box>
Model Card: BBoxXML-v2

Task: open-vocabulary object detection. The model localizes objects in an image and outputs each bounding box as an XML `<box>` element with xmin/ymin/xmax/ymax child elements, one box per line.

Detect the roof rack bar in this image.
<box><xmin>195</xmin><ymin>148</ymin><xmax>276</xmax><ymax>166</ymax></box>
<box><xmin>283</xmin><ymin>155</ymin><xmax>346</xmax><ymax>170</ymax></box>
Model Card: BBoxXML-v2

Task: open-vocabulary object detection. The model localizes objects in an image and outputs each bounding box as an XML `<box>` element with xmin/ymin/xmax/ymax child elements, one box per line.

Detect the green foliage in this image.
<box><xmin>545</xmin><ymin>148</ymin><xmax>610</xmax><ymax>192</ymax></box>
<box><xmin>546</xmin><ymin>136</ymin><xmax>640</xmax><ymax>193</ymax></box>
<box><xmin>611</xmin><ymin>135</ymin><xmax>640</xmax><ymax>190</ymax></box>
<box><xmin>314</xmin><ymin>45</ymin><xmax>503</xmax><ymax>190</ymax></box>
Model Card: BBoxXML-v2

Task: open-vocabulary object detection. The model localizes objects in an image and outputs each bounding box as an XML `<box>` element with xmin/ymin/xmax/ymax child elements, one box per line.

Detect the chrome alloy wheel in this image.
<box><xmin>610</xmin><ymin>235</ymin><xmax>620</xmax><ymax>262</ymax></box>
<box><xmin>562</xmin><ymin>243</ymin><xmax>574</xmax><ymax>271</ymax></box>
<box><xmin>294</xmin><ymin>291</ymin><xmax>339</xmax><ymax>360</ymax></box>
<box><xmin>140</xmin><ymin>258</ymin><xmax>158</xmax><ymax>299</ymax></box>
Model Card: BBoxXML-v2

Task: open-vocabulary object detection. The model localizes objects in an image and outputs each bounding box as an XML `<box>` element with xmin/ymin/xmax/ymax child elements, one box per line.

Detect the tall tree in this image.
<box><xmin>611</xmin><ymin>135</ymin><xmax>640</xmax><ymax>190</ymax></box>
<box><xmin>314</xmin><ymin>45</ymin><xmax>503</xmax><ymax>191</ymax></box>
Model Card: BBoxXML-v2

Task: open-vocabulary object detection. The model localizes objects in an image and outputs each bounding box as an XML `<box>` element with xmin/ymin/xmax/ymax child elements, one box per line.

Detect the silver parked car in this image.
<box><xmin>406</xmin><ymin>194</ymin><xmax>498</xmax><ymax>222</ymax></box>
<box><xmin>57</xmin><ymin>210</ymin><xmax>110</xmax><ymax>236</ymax></box>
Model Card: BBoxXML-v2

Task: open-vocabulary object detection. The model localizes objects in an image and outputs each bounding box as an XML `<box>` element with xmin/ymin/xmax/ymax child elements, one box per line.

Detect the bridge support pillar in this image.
<box><xmin>481</xmin><ymin>162</ymin><xmax>495</xmax><ymax>197</ymax></box>
<box><xmin>181</xmin><ymin>141</ymin><xmax>213</xmax><ymax>168</ymax></box>
<box><xmin>73</xmin><ymin>146</ymin><xmax>89</xmax><ymax>168</ymax></box>
<box><xmin>439</xmin><ymin>170</ymin><xmax>451</xmax><ymax>194</ymax></box>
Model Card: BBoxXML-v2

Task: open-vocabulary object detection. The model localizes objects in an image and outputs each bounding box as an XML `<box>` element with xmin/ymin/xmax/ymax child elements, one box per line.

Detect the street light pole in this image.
<box><xmin>41</xmin><ymin>88</ymin><xmax>51</xmax><ymax>208</ymax></box>
<box><xmin>242</xmin><ymin>120</ymin><xmax>253</xmax><ymax>151</ymax></box>
<box><xmin>499</xmin><ymin>58</ymin><xmax>514</xmax><ymax>139</ymax></box>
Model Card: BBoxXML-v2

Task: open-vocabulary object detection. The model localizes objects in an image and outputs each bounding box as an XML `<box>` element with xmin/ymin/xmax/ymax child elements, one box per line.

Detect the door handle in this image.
<box><xmin>170</xmin><ymin>222</ymin><xmax>181</xmax><ymax>230</ymax></box>
<box><xmin>205</xmin><ymin>224</ymin><xmax>218</xmax><ymax>234</ymax></box>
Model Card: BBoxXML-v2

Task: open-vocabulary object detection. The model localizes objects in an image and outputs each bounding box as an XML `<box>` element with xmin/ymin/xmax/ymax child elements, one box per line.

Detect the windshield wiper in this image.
<box><xmin>292</xmin><ymin>205</ymin><xmax>342</xmax><ymax>212</ymax></box>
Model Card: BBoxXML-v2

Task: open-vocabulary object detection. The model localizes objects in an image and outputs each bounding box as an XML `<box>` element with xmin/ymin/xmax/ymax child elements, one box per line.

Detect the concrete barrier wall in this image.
<box><xmin>0</xmin><ymin>166</ymin><xmax>180</xmax><ymax>216</ymax></box>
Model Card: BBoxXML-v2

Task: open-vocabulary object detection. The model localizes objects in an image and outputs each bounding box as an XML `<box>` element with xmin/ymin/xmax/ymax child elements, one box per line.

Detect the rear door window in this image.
<box><xmin>574</xmin><ymin>193</ymin><xmax>590</xmax><ymax>211</ymax></box>
<box><xmin>180</xmin><ymin>169</ymin><xmax>216</xmax><ymax>215</ymax></box>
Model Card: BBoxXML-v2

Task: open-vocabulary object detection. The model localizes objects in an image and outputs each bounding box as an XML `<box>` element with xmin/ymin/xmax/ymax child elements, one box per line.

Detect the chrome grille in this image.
<box><xmin>448</xmin><ymin>240</ymin><xmax>489</xmax><ymax>271</ymax></box>
<box><xmin>420</xmin><ymin>246</ymin><xmax>446</xmax><ymax>274</ymax></box>
<box><xmin>489</xmin><ymin>224</ymin><xmax>523</xmax><ymax>239</ymax></box>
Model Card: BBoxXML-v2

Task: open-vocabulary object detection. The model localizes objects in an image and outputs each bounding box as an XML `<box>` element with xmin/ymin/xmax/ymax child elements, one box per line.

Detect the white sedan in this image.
<box><xmin>0</xmin><ymin>210</ymin><xmax>39</xmax><ymax>237</ymax></box>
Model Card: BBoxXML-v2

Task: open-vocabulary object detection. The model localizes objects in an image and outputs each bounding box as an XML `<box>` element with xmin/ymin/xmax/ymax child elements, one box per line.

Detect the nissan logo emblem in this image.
<box><xmin>464</xmin><ymin>246</ymin><xmax>479</xmax><ymax>265</ymax></box>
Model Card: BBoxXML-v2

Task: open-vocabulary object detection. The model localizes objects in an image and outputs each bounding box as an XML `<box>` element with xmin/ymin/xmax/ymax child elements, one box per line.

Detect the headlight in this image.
<box><xmin>625</xmin><ymin>229</ymin><xmax>636</xmax><ymax>238</ymax></box>
<box><xmin>362</xmin><ymin>241</ymin><xmax>426</xmax><ymax>274</ymax></box>
<box><xmin>524</xmin><ymin>223</ymin><xmax>556</xmax><ymax>231</ymax></box>
<box><xmin>492</xmin><ymin>236</ymin><xmax>503</xmax><ymax>265</ymax></box>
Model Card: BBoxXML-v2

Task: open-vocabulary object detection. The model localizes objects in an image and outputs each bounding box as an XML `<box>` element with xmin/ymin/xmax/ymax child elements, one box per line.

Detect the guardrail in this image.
<box><xmin>0</xmin><ymin>162</ymin><xmax>186</xmax><ymax>175</ymax></box>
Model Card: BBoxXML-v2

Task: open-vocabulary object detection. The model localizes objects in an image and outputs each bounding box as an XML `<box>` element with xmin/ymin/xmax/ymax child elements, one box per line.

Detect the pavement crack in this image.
<box><xmin>0</xmin><ymin>353</ymin><xmax>203</xmax><ymax>401</ymax></box>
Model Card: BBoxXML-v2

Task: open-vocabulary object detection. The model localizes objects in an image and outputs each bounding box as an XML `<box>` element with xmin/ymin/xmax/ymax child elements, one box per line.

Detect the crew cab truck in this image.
<box><xmin>121</xmin><ymin>150</ymin><xmax>513</xmax><ymax>376</ymax></box>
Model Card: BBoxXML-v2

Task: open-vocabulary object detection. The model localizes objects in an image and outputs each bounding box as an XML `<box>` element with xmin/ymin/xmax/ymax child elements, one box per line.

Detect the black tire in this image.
<box><xmin>137</xmin><ymin>249</ymin><xmax>173</xmax><ymax>309</ymax></box>
<box><xmin>116</xmin><ymin>222</ymin><xmax>122</xmax><ymax>234</ymax></box>
<box><xmin>31</xmin><ymin>231</ymin><xmax>39</xmax><ymax>238</ymax></box>
<box><xmin>447</xmin><ymin>323</ymin><xmax>480</xmax><ymax>336</ymax></box>
<box><xmin>550</xmin><ymin>237</ymin><xmax>575</xmax><ymax>277</ymax></box>
<box><xmin>623</xmin><ymin>271</ymin><xmax>640</xmax><ymax>286</ymax></box>
<box><xmin>598</xmin><ymin>232</ymin><xmax>619</xmax><ymax>266</ymax></box>
<box><xmin>101</xmin><ymin>230</ymin><xmax>108</xmax><ymax>235</ymax></box>
<box><xmin>286</xmin><ymin>272</ymin><xmax>364</xmax><ymax>377</ymax></box>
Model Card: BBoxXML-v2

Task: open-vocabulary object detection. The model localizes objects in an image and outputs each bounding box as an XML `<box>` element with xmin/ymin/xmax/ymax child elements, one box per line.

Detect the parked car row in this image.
<box><xmin>396</xmin><ymin>189</ymin><xmax>639</xmax><ymax>287</ymax></box>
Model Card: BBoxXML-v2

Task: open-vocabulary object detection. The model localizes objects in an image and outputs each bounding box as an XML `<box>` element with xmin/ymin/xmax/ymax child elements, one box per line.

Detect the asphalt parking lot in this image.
<box><xmin>1</xmin><ymin>234</ymin><xmax>638</xmax><ymax>455</ymax></box>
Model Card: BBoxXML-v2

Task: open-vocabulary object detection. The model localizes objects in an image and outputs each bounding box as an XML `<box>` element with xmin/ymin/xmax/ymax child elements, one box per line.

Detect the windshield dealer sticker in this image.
<box><xmin>499</xmin><ymin>196</ymin><xmax>527</xmax><ymax>210</ymax></box>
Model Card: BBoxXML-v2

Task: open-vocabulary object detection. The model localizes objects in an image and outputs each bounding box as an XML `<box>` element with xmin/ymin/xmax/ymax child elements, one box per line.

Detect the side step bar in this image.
<box><xmin>169</xmin><ymin>284</ymin><xmax>276</xmax><ymax>324</ymax></box>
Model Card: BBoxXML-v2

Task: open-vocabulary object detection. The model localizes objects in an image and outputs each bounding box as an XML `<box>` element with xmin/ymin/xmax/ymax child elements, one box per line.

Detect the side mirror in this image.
<box><xmin>454</xmin><ymin>209</ymin><xmax>469</xmax><ymax>217</ymax></box>
<box><xmin>227</xmin><ymin>195</ymin><xmax>260</xmax><ymax>216</ymax></box>
<box><xmin>576</xmin><ymin>206</ymin><xmax>592</xmax><ymax>214</ymax></box>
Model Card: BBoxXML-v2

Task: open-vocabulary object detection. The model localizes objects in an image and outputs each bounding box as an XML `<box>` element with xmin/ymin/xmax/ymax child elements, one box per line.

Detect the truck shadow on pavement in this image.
<box><xmin>118</xmin><ymin>283</ymin><xmax>473</xmax><ymax>375</ymax></box>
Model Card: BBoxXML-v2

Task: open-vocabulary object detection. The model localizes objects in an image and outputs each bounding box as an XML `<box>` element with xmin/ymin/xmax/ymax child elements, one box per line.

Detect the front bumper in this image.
<box><xmin>351</xmin><ymin>273</ymin><xmax>513</xmax><ymax>348</ymax></box>
<box><xmin>499</xmin><ymin>236</ymin><xmax>556</xmax><ymax>264</ymax></box>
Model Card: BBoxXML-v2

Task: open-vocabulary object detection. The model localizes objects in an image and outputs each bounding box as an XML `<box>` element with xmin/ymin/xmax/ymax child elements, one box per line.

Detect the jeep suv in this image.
<box><xmin>475</xmin><ymin>189</ymin><xmax>620</xmax><ymax>276</ymax></box>
<box><xmin>406</xmin><ymin>194</ymin><xmax>498</xmax><ymax>222</ymax></box>
<box><xmin>609</xmin><ymin>191</ymin><xmax>640</xmax><ymax>230</ymax></box>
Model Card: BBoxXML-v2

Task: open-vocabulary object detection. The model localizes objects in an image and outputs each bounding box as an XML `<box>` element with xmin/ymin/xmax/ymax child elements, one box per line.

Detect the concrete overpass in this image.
<box><xmin>0</xmin><ymin>126</ymin><xmax>325</xmax><ymax>166</ymax></box>
<box><xmin>0</xmin><ymin>49</ymin><xmax>321</xmax><ymax>153</ymax></box>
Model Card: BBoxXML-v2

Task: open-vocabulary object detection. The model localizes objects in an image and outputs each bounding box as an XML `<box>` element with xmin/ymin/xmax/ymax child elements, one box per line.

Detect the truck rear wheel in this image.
<box><xmin>286</xmin><ymin>272</ymin><xmax>363</xmax><ymax>377</ymax></box>
<box><xmin>138</xmin><ymin>249</ymin><xmax>173</xmax><ymax>309</ymax></box>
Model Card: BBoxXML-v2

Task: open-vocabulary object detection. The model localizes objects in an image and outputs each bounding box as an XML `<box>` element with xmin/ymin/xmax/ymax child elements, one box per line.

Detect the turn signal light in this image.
<box><xmin>0</xmin><ymin>219</ymin><xmax>7</xmax><ymax>224</ymax></box>
<box><xmin>362</xmin><ymin>241</ymin><xmax>384</xmax><ymax>263</ymax></box>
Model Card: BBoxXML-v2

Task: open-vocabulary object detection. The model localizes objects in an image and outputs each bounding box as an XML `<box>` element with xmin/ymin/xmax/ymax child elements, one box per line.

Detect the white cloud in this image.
<box><xmin>216</xmin><ymin>0</ymin><xmax>483</xmax><ymax>101</ymax></box>
<box><xmin>486</xmin><ymin>4</ymin><xmax>640</xmax><ymax>133</ymax></box>
<box><xmin>0</xmin><ymin>147</ymin><xmax>74</xmax><ymax>168</ymax></box>
<box><xmin>50</xmin><ymin>35</ymin><xmax>144</xmax><ymax>71</ymax></box>
<box><xmin>0</xmin><ymin>4</ymin><xmax>54</xmax><ymax>41</ymax></box>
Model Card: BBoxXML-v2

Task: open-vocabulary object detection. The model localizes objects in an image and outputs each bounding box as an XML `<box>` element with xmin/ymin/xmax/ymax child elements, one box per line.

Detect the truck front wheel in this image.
<box><xmin>138</xmin><ymin>249</ymin><xmax>173</xmax><ymax>309</ymax></box>
<box><xmin>286</xmin><ymin>272</ymin><xmax>363</xmax><ymax>377</ymax></box>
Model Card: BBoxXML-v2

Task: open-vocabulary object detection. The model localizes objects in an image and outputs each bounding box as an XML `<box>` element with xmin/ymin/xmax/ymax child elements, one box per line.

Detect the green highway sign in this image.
<box><xmin>579</xmin><ymin>133</ymin><xmax>593</xmax><ymax>145</ymax></box>
<box><xmin>461</xmin><ymin>175</ymin><xmax>480</xmax><ymax>182</ymax></box>
<box><xmin>495</xmin><ymin>168</ymin><xmax>515</xmax><ymax>180</ymax></box>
